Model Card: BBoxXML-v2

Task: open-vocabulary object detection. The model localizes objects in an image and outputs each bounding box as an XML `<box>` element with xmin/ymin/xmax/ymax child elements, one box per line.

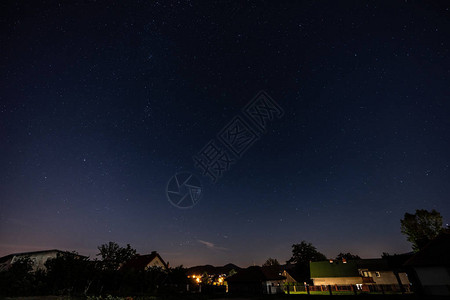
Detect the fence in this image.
<box><xmin>283</xmin><ymin>283</ymin><xmax>411</xmax><ymax>295</ymax></box>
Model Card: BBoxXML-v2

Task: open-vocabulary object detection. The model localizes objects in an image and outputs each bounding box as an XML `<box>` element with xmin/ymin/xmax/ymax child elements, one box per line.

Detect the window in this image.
<box><xmin>375</xmin><ymin>271</ymin><xmax>381</xmax><ymax>277</ymax></box>
<box><xmin>360</xmin><ymin>269</ymin><xmax>373</xmax><ymax>277</ymax></box>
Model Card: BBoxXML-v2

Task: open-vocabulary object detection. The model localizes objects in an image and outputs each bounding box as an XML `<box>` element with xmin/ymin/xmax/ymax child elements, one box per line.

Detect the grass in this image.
<box><xmin>285</xmin><ymin>289</ymin><xmax>409</xmax><ymax>296</ymax></box>
<box><xmin>286</xmin><ymin>291</ymin><xmax>355</xmax><ymax>295</ymax></box>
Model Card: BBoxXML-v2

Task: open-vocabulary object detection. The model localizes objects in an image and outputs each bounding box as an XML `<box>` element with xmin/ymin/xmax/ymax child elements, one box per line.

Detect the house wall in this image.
<box><xmin>312</xmin><ymin>277</ymin><xmax>363</xmax><ymax>285</ymax></box>
<box><xmin>145</xmin><ymin>256</ymin><xmax>166</xmax><ymax>270</ymax></box>
<box><xmin>0</xmin><ymin>258</ymin><xmax>13</xmax><ymax>272</ymax></box>
<box><xmin>398</xmin><ymin>272</ymin><xmax>410</xmax><ymax>285</ymax></box>
<box><xmin>372</xmin><ymin>271</ymin><xmax>410</xmax><ymax>285</ymax></box>
<box><xmin>264</xmin><ymin>280</ymin><xmax>284</xmax><ymax>294</ymax></box>
<box><xmin>6</xmin><ymin>251</ymin><xmax>60</xmax><ymax>272</ymax></box>
<box><xmin>282</xmin><ymin>270</ymin><xmax>297</xmax><ymax>283</ymax></box>
<box><xmin>414</xmin><ymin>266</ymin><xmax>450</xmax><ymax>296</ymax></box>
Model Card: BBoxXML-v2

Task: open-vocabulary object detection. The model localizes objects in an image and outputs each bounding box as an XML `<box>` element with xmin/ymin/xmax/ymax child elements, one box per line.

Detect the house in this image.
<box><xmin>282</xmin><ymin>269</ymin><xmax>301</xmax><ymax>283</ymax></box>
<box><xmin>119</xmin><ymin>251</ymin><xmax>168</xmax><ymax>271</ymax></box>
<box><xmin>404</xmin><ymin>233</ymin><xmax>450</xmax><ymax>296</ymax></box>
<box><xmin>226</xmin><ymin>266</ymin><xmax>286</xmax><ymax>294</ymax></box>
<box><xmin>186</xmin><ymin>263</ymin><xmax>240</xmax><ymax>285</ymax></box>
<box><xmin>259</xmin><ymin>264</ymin><xmax>304</xmax><ymax>284</ymax></box>
<box><xmin>310</xmin><ymin>259</ymin><xmax>410</xmax><ymax>292</ymax></box>
<box><xmin>187</xmin><ymin>263</ymin><xmax>240</xmax><ymax>278</ymax></box>
<box><xmin>0</xmin><ymin>249</ymin><xmax>82</xmax><ymax>272</ymax></box>
<box><xmin>265</xmin><ymin>265</ymin><xmax>307</xmax><ymax>293</ymax></box>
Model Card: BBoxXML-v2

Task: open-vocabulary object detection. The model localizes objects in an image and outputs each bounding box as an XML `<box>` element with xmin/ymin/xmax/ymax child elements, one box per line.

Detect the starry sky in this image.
<box><xmin>1</xmin><ymin>1</ymin><xmax>449</xmax><ymax>267</ymax></box>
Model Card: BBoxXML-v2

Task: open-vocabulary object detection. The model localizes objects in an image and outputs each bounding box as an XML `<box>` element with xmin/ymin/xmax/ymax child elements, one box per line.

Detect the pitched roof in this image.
<box><xmin>261</xmin><ymin>266</ymin><xmax>286</xmax><ymax>280</ymax></box>
<box><xmin>310</xmin><ymin>260</ymin><xmax>360</xmax><ymax>278</ymax></box>
<box><xmin>120</xmin><ymin>251</ymin><xmax>167</xmax><ymax>271</ymax></box>
<box><xmin>0</xmin><ymin>249</ymin><xmax>81</xmax><ymax>263</ymax></box>
<box><xmin>260</xmin><ymin>263</ymin><xmax>304</xmax><ymax>282</ymax></box>
<box><xmin>226</xmin><ymin>266</ymin><xmax>285</xmax><ymax>283</ymax></box>
<box><xmin>383</xmin><ymin>253</ymin><xmax>414</xmax><ymax>269</ymax></box>
<box><xmin>404</xmin><ymin>233</ymin><xmax>450</xmax><ymax>267</ymax></box>
<box><xmin>310</xmin><ymin>259</ymin><xmax>391</xmax><ymax>278</ymax></box>
<box><xmin>282</xmin><ymin>269</ymin><xmax>304</xmax><ymax>282</ymax></box>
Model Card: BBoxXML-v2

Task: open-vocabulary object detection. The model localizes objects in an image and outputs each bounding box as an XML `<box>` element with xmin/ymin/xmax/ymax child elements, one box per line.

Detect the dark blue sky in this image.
<box><xmin>1</xmin><ymin>1</ymin><xmax>449</xmax><ymax>267</ymax></box>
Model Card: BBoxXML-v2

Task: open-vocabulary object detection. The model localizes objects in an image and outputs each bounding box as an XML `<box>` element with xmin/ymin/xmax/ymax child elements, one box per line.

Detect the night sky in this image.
<box><xmin>1</xmin><ymin>1</ymin><xmax>449</xmax><ymax>267</ymax></box>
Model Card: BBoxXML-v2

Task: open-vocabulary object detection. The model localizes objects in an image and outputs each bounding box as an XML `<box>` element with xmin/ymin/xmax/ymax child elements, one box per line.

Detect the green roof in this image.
<box><xmin>310</xmin><ymin>261</ymin><xmax>359</xmax><ymax>278</ymax></box>
<box><xmin>310</xmin><ymin>259</ymin><xmax>391</xmax><ymax>278</ymax></box>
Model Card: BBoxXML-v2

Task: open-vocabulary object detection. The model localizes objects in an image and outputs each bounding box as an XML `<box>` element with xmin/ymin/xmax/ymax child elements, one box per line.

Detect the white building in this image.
<box><xmin>404</xmin><ymin>233</ymin><xmax>450</xmax><ymax>296</ymax></box>
<box><xmin>0</xmin><ymin>249</ymin><xmax>80</xmax><ymax>272</ymax></box>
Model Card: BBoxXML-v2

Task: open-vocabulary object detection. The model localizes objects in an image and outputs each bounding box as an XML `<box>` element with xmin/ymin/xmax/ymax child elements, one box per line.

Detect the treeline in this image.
<box><xmin>0</xmin><ymin>242</ymin><xmax>187</xmax><ymax>297</ymax></box>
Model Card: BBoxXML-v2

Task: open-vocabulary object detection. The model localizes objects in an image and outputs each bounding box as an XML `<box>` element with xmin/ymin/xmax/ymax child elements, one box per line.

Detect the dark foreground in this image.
<box><xmin>2</xmin><ymin>294</ymin><xmax>450</xmax><ymax>300</ymax></box>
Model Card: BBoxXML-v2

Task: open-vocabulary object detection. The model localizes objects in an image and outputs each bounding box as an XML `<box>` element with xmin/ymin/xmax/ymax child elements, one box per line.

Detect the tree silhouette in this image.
<box><xmin>288</xmin><ymin>241</ymin><xmax>327</xmax><ymax>283</ymax></box>
<box><xmin>45</xmin><ymin>252</ymin><xmax>94</xmax><ymax>296</ymax></box>
<box><xmin>401</xmin><ymin>209</ymin><xmax>444</xmax><ymax>251</ymax></box>
<box><xmin>335</xmin><ymin>252</ymin><xmax>360</xmax><ymax>261</ymax></box>
<box><xmin>228</xmin><ymin>269</ymin><xmax>237</xmax><ymax>277</ymax></box>
<box><xmin>262</xmin><ymin>257</ymin><xmax>280</xmax><ymax>267</ymax></box>
<box><xmin>289</xmin><ymin>241</ymin><xmax>327</xmax><ymax>264</ymax></box>
<box><xmin>97</xmin><ymin>241</ymin><xmax>137</xmax><ymax>270</ymax></box>
<box><xmin>0</xmin><ymin>257</ymin><xmax>33</xmax><ymax>296</ymax></box>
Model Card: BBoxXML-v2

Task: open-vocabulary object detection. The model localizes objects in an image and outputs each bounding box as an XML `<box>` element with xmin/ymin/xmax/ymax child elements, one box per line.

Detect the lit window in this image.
<box><xmin>375</xmin><ymin>272</ymin><xmax>381</xmax><ymax>277</ymax></box>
